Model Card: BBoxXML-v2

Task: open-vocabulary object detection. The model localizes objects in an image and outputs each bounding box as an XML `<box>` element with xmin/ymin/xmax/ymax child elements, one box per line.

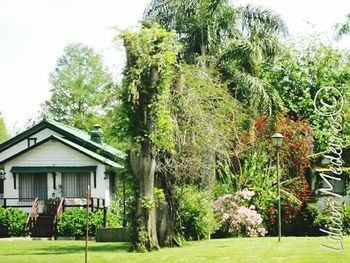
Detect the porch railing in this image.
<box><xmin>0</xmin><ymin>197</ymin><xmax>38</xmax><ymax>209</ymax></box>
<box><xmin>62</xmin><ymin>197</ymin><xmax>107</xmax><ymax>227</ymax></box>
<box><xmin>52</xmin><ymin>198</ymin><xmax>65</xmax><ymax>239</ymax></box>
<box><xmin>26</xmin><ymin>197</ymin><xmax>39</xmax><ymax>228</ymax></box>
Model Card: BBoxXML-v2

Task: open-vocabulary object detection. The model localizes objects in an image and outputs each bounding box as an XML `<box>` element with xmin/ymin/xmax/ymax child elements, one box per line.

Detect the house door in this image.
<box><xmin>19</xmin><ymin>173</ymin><xmax>47</xmax><ymax>200</ymax></box>
<box><xmin>61</xmin><ymin>172</ymin><xmax>90</xmax><ymax>198</ymax></box>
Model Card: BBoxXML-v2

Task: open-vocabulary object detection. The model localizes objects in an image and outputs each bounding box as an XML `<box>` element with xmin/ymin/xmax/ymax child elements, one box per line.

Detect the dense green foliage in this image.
<box><xmin>57</xmin><ymin>208</ymin><xmax>104</xmax><ymax>237</ymax></box>
<box><xmin>176</xmin><ymin>186</ymin><xmax>216</xmax><ymax>240</ymax></box>
<box><xmin>0</xmin><ymin>114</ymin><xmax>10</xmax><ymax>143</ymax></box>
<box><xmin>261</xmin><ymin>42</ymin><xmax>350</xmax><ymax>151</ymax></box>
<box><xmin>115</xmin><ymin>26</ymin><xmax>180</xmax><ymax>152</ymax></box>
<box><xmin>0</xmin><ymin>207</ymin><xmax>28</xmax><ymax>237</ymax></box>
<box><xmin>144</xmin><ymin>0</ymin><xmax>287</xmax><ymax>112</ymax></box>
<box><xmin>42</xmin><ymin>43</ymin><xmax>115</xmax><ymax>132</ymax></box>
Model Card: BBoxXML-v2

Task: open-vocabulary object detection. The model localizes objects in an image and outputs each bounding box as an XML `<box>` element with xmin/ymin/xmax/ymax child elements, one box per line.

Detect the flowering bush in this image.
<box><xmin>213</xmin><ymin>189</ymin><xmax>267</xmax><ymax>237</ymax></box>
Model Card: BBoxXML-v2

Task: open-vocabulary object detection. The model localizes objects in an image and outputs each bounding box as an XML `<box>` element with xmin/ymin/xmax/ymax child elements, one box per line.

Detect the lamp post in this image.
<box><xmin>271</xmin><ymin>132</ymin><xmax>284</xmax><ymax>242</ymax></box>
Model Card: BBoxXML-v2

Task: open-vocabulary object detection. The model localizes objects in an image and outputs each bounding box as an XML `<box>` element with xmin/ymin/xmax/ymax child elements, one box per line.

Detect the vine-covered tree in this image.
<box><xmin>117</xmin><ymin>25</ymin><xmax>181</xmax><ymax>251</ymax></box>
<box><xmin>42</xmin><ymin>43</ymin><xmax>115</xmax><ymax>131</ymax></box>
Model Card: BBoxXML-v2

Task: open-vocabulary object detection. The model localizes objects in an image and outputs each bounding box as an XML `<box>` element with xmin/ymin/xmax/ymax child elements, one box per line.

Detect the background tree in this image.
<box><xmin>42</xmin><ymin>43</ymin><xmax>115</xmax><ymax>131</ymax></box>
<box><xmin>144</xmin><ymin>0</ymin><xmax>287</xmax><ymax>113</ymax></box>
<box><xmin>260</xmin><ymin>40</ymin><xmax>350</xmax><ymax>152</ymax></box>
<box><xmin>0</xmin><ymin>113</ymin><xmax>10</xmax><ymax>143</ymax></box>
<box><xmin>116</xmin><ymin>25</ymin><xmax>181</xmax><ymax>251</ymax></box>
<box><xmin>155</xmin><ymin>63</ymin><xmax>242</xmax><ymax>245</ymax></box>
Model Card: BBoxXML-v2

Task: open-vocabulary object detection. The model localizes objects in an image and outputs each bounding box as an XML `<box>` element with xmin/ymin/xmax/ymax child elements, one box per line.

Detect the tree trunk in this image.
<box><xmin>130</xmin><ymin>148</ymin><xmax>159</xmax><ymax>250</ymax></box>
<box><xmin>155</xmin><ymin>173</ymin><xmax>175</xmax><ymax>247</ymax></box>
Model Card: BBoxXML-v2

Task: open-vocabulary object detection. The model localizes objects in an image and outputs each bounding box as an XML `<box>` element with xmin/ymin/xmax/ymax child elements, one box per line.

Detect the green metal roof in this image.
<box><xmin>44</xmin><ymin>119</ymin><xmax>126</xmax><ymax>159</ymax></box>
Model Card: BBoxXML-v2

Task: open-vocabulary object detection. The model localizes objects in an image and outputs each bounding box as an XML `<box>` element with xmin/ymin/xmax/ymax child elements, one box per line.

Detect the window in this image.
<box><xmin>61</xmin><ymin>172</ymin><xmax>90</xmax><ymax>198</ymax></box>
<box><xmin>27</xmin><ymin>138</ymin><xmax>37</xmax><ymax>148</ymax></box>
<box><xmin>18</xmin><ymin>173</ymin><xmax>47</xmax><ymax>200</ymax></box>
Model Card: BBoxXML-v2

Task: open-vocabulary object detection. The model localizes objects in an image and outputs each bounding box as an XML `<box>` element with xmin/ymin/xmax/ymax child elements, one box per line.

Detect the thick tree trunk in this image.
<box><xmin>155</xmin><ymin>173</ymin><xmax>174</xmax><ymax>246</ymax></box>
<box><xmin>130</xmin><ymin>149</ymin><xmax>159</xmax><ymax>250</ymax></box>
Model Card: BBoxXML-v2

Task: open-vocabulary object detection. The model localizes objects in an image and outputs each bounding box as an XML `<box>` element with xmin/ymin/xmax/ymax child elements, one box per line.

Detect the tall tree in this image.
<box><xmin>116</xmin><ymin>25</ymin><xmax>181</xmax><ymax>251</ymax></box>
<box><xmin>0</xmin><ymin>114</ymin><xmax>10</xmax><ymax>143</ymax></box>
<box><xmin>155</xmin><ymin>64</ymin><xmax>242</xmax><ymax>245</ymax></box>
<box><xmin>144</xmin><ymin>0</ymin><xmax>287</xmax><ymax>112</ymax></box>
<box><xmin>42</xmin><ymin>43</ymin><xmax>115</xmax><ymax>131</ymax></box>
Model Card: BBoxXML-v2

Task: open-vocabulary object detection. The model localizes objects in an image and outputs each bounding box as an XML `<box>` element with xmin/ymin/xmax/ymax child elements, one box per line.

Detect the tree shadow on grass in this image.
<box><xmin>0</xmin><ymin>242</ymin><xmax>131</xmax><ymax>256</ymax></box>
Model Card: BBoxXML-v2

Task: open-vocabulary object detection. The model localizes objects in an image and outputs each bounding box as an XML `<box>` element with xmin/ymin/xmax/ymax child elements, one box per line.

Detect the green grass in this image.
<box><xmin>0</xmin><ymin>237</ymin><xmax>349</xmax><ymax>262</ymax></box>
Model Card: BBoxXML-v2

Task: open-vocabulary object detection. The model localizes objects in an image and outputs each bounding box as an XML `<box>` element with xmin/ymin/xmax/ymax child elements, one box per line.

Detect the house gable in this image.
<box><xmin>2</xmin><ymin>135</ymin><xmax>122</xmax><ymax>169</ymax></box>
<box><xmin>0</xmin><ymin>119</ymin><xmax>125</xmax><ymax>168</ymax></box>
<box><xmin>0</xmin><ymin>119</ymin><xmax>126</xmax><ymax>162</ymax></box>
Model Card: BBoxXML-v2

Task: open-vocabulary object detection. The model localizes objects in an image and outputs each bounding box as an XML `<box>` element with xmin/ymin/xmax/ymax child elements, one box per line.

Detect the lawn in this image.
<box><xmin>0</xmin><ymin>236</ymin><xmax>349</xmax><ymax>263</ymax></box>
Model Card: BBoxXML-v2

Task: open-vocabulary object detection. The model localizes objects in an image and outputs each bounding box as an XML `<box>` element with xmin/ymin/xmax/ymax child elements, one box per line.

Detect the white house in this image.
<box><xmin>0</xmin><ymin>119</ymin><xmax>125</xmax><ymax>214</ymax></box>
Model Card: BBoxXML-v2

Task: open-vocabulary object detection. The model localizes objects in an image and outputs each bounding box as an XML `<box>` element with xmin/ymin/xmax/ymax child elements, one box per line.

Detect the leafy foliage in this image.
<box><xmin>334</xmin><ymin>13</ymin><xmax>350</xmax><ymax>40</ymax></box>
<box><xmin>0</xmin><ymin>207</ymin><xmax>28</xmax><ymax>237</ymax></box>
<box><xmin>58</xmin><ymin>208</ymin><xmax>104</xmax><ymax>237</ymax></box>
<box><xmin>42</xmin><ymin>43</ymin><xmax>115</xmax><ymax>132</ymax></box>
<box><xmin>176</xmin><ymin>186</ymin><xmax>216</xmax><ymax>240</ymax></box>
<box><xmin>261</xmin><ymin>42</ymin><xmax>350</xmax><ymax>151</ymax></box>
<box><xmin>144</xmin><ymin>0</ymin><xmax>288</xmax><ymax>112</ymax></box>
<box><xmin>114</xmin><ymin>25</ymin><xmax>181</xmax><ymax>152</ymax></box>
<box><xmin>0</xmin><ymin>114</ymin><xmax>10</xmax><ymax>143</ymax></box>
<box><xmin>159</xmin><ymin>64</ymin><xmax>242</xmax><ymax>185</ymax></box>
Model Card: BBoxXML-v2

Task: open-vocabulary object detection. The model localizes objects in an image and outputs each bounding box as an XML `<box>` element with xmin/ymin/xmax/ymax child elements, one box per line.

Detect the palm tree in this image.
<box><xmin>334</xmin><ymin>13</ymin><xmax>350</xmax><ymax>40</ymax></box>
<box><xmin>144</xmin><ymin>0</ymin><xmax>287</xmax><ymax>113</ymax></box>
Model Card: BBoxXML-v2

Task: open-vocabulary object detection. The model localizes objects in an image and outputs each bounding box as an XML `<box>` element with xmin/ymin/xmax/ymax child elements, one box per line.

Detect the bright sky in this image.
<box><xmin>1</xmin><ymin>0</ymin><xmax>350</xmax><ymax>135</ymax></box>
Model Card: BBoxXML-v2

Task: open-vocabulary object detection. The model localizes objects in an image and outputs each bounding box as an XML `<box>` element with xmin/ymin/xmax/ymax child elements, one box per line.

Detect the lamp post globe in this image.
<box><xmin>271</xmin><ymin>132</ymin><xmax>284</xmax><ymax>148</ymax></box>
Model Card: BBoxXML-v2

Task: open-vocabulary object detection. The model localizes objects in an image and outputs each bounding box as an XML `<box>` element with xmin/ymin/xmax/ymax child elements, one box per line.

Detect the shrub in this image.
<box><xmin>177</xmin><ymin>186</ymin><xmax>216</xmax><ymax>240</ymax></box>
<box><xmin>58</xmin><ymin>208</ymin><xmax>104</xmax><ymax>237</ymax></box>
<box><xmin>0</xmin><ymin>207</ymin><xmax>7</xmax><ymax>237</ymax></box>
<box><xmin>107</xmin><ymin>202</ymin><xmax>123</xmax><ymax>228</ymax></box>
<box><xmin>341</xmin><ymin>204</ymin><xmax>350</xmax><ymax>235</ymax></box>
<box><xmin>0</xmin><ymin>207</ymin><xmax>28</xmax><ymax>237</ymax></box>
<box><xmin>213</xmin><ymin>189</ymin><xmax>267</xmax><ymax>237</ymax></box>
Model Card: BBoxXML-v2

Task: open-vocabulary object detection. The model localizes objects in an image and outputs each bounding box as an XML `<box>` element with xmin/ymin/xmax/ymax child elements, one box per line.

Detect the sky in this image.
<box><xmin>1</xmin><ymin>0</ymin><xmax>350</xmax><ymax>135</ymax></box>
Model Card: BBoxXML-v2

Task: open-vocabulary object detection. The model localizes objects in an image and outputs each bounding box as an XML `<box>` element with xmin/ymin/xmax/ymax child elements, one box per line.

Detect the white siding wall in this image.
<box><xmin>3</xmin><ymin>140</ymin><xmax>110</xmax><ymax>205</ymax></box>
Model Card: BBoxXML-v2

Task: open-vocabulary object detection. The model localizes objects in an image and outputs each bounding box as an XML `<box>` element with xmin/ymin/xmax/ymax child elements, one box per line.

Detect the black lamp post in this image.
<box><xmin>271</xmin><ymin>132</ymin><xmax>284</xmax><ymax>242</ymax></box>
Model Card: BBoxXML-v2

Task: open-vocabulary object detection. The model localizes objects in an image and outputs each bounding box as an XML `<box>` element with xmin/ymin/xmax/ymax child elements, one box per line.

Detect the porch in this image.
<box><xmin>0</xmin><ymin>197</ymin><xmax>107</xmax><ymax>238</ymax></box>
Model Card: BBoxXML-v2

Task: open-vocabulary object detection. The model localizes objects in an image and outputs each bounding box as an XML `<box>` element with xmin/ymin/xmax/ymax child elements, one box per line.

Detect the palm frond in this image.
<box><xmin>239</xmin><ymin>4</ymin><xmax>288</xmax><ymax>37</ymax></box>
<box><xmin>334</xmin><ymin>13</ymin><xmax>350</xmax><ymax>40</ymax></box>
